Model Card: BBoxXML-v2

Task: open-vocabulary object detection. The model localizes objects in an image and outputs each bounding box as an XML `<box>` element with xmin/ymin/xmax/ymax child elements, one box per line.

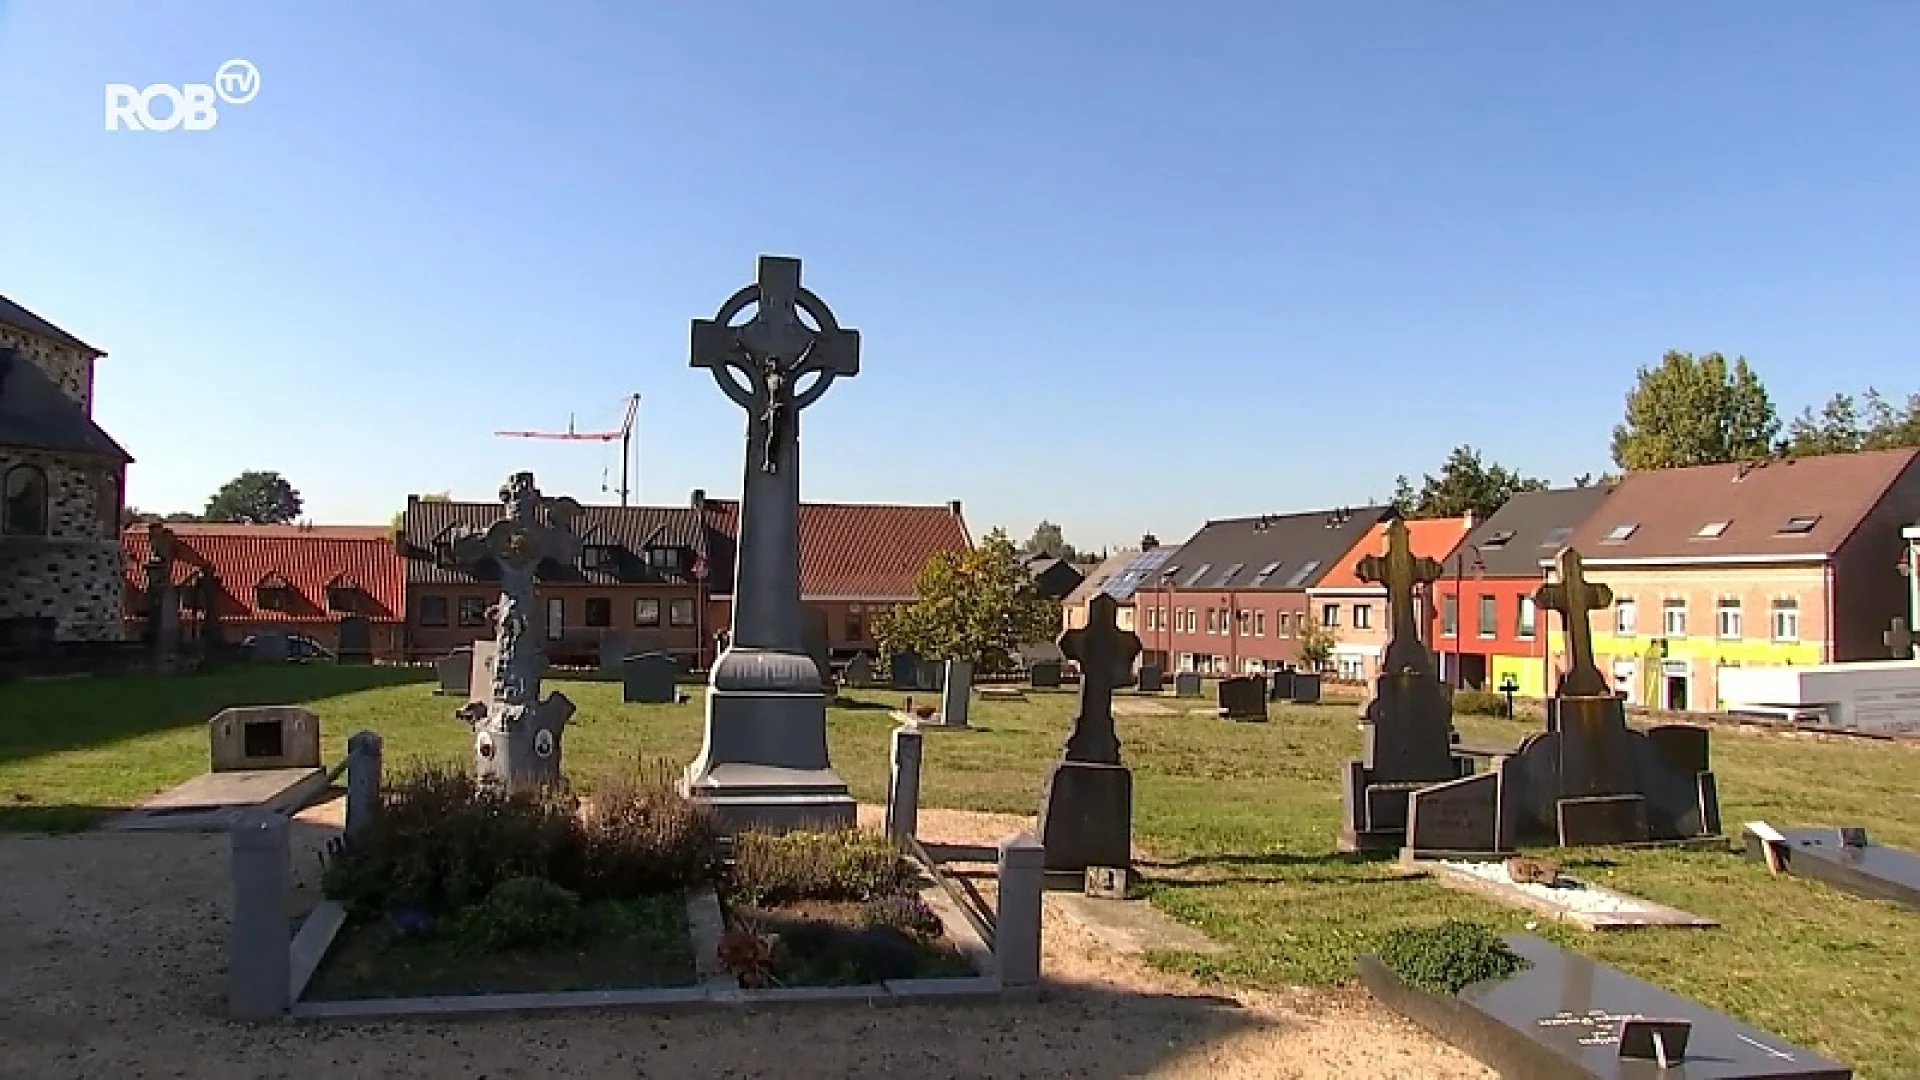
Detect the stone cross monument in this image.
<box><xmin>682</xmin><ymin>255</ymin><xmax>861</xmax><ymax>831</ymax></box>
<box><xmin>452</xmin><ymin>472</ymin><xmax>582</xmax><ymax>792</ymax></box>
<box><xmin>1038</xmin><ymin>593</ymin><xmax>1142</xmax><ymax>872</ymax></box>
<box><xmin>1887</xmin><ymin>617</ymin><xmax>1915</xmax><ymax>660</ymax></box>
<box><xmin>143</xmin><ymin>523</ymin><xmax>181</xmax><ymax>672</ymax></box>
<box><xmin>1355</xmin><ymin>516</ymin><xmax>1445</xmax><ymax>679</ymax></box>
<box><xmin>1535</xmin><ymin>547</ymin><xmax>1615</xmax><ymax>699</ymax></box>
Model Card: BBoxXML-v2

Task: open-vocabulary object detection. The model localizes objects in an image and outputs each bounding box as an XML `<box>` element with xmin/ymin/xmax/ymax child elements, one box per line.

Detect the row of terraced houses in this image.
<box><xmin>1066</xmin><ymin>450</ymin><xmax>1920</xmax><ymax>712</ymax></box>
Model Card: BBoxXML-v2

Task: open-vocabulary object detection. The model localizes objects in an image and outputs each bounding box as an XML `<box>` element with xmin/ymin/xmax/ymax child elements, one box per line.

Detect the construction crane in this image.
<box><xmin>495</xmin><ymin>393</ymin><xmax>641</xmax><ymax>506</ymax></box>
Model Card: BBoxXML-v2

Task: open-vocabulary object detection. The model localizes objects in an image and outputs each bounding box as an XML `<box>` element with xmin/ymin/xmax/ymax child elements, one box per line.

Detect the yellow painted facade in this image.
<box><xmin>1489</xmin><ymin>652</ymin><xmax>1553</xmax><ymax>698</ymax></box>
<box><xmin>1541</xmin><ymin>564</ymin><xmax>1831</xmax><ymax>710</ymax></box>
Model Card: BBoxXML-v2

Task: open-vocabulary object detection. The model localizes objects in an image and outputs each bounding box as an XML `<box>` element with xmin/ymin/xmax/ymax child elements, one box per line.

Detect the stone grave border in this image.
<box><xmin>1411</xmin><ymin>858</ymin><xmax>1719</xmax><ymax>931</ymax></box>
<box><xmin>1743</xmin><ymin>822</ymin><xmax>1920</xmax><ymax>911</ymax></box>
<box><xmin>228</xmin><ymin>724</ymin><xmax>1044</xmax><ymax>1022</ymax></box>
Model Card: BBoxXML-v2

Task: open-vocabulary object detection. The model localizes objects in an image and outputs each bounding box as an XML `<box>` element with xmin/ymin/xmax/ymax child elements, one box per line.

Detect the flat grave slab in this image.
<box><xmin>1362</xmin><ymin>932</ymin><xmax>1852</xmax><ymax>1078</ymax></box>
<box><xmin>106</xmin><ymin>767</ymin><xmax>329</xmax><ymax>832</ymax></box>
<box><xmin>1743</xmin><ymin>823</ymin><xmax>1920</xmax><ymax>911</ymax></box>
<box><xmin>1419</xmin><ymin>858</ymin><xmax>1718</xmax><ymax>930</ymax></box>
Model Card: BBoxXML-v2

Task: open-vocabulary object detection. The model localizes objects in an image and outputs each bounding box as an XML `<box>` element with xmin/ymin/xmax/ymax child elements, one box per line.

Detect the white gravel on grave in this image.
<box><xmin>1438</xmin><ymin>859</ymin><xmax>1654</xmax><ymax>915</ymax></box>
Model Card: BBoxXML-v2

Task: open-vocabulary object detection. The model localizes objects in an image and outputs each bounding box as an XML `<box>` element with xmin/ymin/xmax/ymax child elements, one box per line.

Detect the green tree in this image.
<box><xmin>203</xmin><ymin>470</ymin><xmax>303</xmax><ymax>524</ymax></box>
<box><xmin>123</xmin><ymin>507</ymin><xmax>202</xmax><ymax>527</ymax></box>
<box><xmin>1021</xmin><ymin>520</ymin><xmax>1079</xmax><ymax>562</ymax></box>
<box><xmin>1297</xmin><ymin>615</ymin><xmax>1337</xmax><ymax>671</ymax></box>
<box><xmin>1389</xmin><ymin>445</ymin><xmax>1547</xmax><ymax>521</ymax></box>
<box><xmin>390</xmin><ymin>491</ymin><xmax>452</xmax><ymax>531</ymax></box>
<box><xmin>1610</xmin><ymin>351</ymin><xmax>1779</xmax><ymax>471</ymax></box>
<box><xmin>1784</xmin><ymin>388</ymin><xmax>1920</xmax><ymax>456</ymax></box>
<box><xmin>871</xmin><ymin>528</ymin><xmax>1060</xmax><ymax>673</ymax></box>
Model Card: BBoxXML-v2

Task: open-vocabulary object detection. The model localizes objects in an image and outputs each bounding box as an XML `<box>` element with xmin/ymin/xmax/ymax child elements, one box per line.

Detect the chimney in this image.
<box><xmin>1141</xmin><ymin>533</ymin><xmax>1159</xmax><ymax>550</ymax></box>
<box><xmin>948</xmin><ymin>499</ymin><xmax>963</xmax><ymax>517</ymax></box>
<box><xmin>690</xmin><ymin>488</ymin><xmax>706</xmax><ymax>510</ymax></box>
<box><xmin>1463</xmin><ymin>510</ymin><xmax>1476</xmax><ymax>528</ymax></box>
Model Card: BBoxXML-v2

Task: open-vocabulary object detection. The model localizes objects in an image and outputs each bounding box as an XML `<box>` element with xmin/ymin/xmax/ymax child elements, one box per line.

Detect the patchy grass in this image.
<box><xmin>7</xmin><ymin>671</ymin><xmax>1920</xmax><ymax>1075</ymax></box>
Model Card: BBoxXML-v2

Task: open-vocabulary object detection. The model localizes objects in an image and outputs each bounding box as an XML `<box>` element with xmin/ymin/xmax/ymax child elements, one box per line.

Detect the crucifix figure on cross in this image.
<box><xmin>1355</xmin><ymin>515</ymin><xmax>1445</xmax><ymax>677</ymax></box>
<box><xmin>453</xmin><ymin>472</ymin><xmax>582</xmax><ymax>710</ymax></box>
<box><xmin>1535</xmin><ymin>547</ymin><xmax>1615</xmax><ymax>698</ymax></box>
<box><xmin>1058</xmin><ymin>594</ymin><xmax>1142</xmax><ymax>765</ymax></box>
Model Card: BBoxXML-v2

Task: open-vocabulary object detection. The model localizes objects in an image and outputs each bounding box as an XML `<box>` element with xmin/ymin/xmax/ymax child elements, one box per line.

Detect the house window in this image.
<box><xmin>1185</xmin><ymin>608</ymin><xmax>1196</xmax><ymax>632</ymax></box>
<box><xmin>3</xmin><ymin>464</ymin><xmax>49</xmax><ymax>536</ymax></box>
<box><xmin>1253</xmin><ymin>611</ymin><xmax>1265</xmax><ymax>637</ymax></box>
<box><xmin>457</xmin><ymin>597</ymin><xmax>488</xmax><ymax>627</ymax></box>
<box><xmin>1695</xmin><ymin>521</ymin><xmax>1730</xmax><ymax>539</ymax></box>
<box><xmin>1477</xmin><ymin>594</ymin><xmax>1496</xmax><ymax>637</ymax></box>
<box><xmin>1236</xmin><ymin>609</ymin><xmax>1251</xmax><ymax>635</ymax></box>
<box><xmin>1440</xmin><ymin>594</ymin><xmax>1458</xmax><ymax>638</ymax></box>
<box><xmin>582</xmin><ymin>545</ymin><xmax>617</xmax><ymax>571</ymax></box>
<box><xmin>845</xmin><ymin>605</ymin><xmax>864</xmax><ymax>642</ymax></box>
<box><xmin>255</xmin><ymin>573</ymin><xmax>293</xmax><ymax>612</ymax></box>
<box><xmin>1715</xmin><ymin>598</ymin><xmax>1742</xmax><ymax>639</ymax></box>
<box><xmin>1776</xmin><ymin>515</ymin><xmax>1820</xmax><ymax>536</ymax></box>
<box><xmin>1321</xmin><ymin>603</ymin><xmax>1340</xmax><ymax>628</ymax></box>
<box><xmin>1516</xmin><ymin>595</ymin><xmax>1537</xmax><ymax>639</ymax></box>
<box><xmin>1663</xmin><ymin>599</ymin><xmax>1687</xmax><ymax>638</ymax></box>
<box><xmin>1602</xmin><ymin>523</ymin><xmax>1638</xmax><ymax>543</ymax></box>
<box><xmin>1615</xmin><ymin>599</ymin><xmax>1637</xmax><ymax>636</ymax></box>
<box><xmin>1771</xmin><ymin>598</ymin><xmax>1800</xmax><ymax>641</ymax></box>
<box><xmin>669</xmin><ymin>598</ymin><xmax>695</xmax><ymax>627</ymax></box>
<box><xmin>645</xmin><ymin>546</ymin><xmax>680</xmax><ymax>570</ymax></box>
<box><xmin>547</xmin><ymin>596</ymin><xmax>565</xmax><ymax>640</ymax></box>
<box><xmin>1353</xmin><ymin>604</ymin><xmax>1372</xmax><ymax>630</ymax></box>
<box><xmin>585</xmin><ymin>596</ymin><xmax>612</xmax><ymax>628</ymax></box>
<box><xmin>327</xmin><ymin>586</ymin><xmax>360</xmax><ymax>614</ymax></box>
<box><xmin>635</xmin><ymin>597</ymin><xmax>662</xmax><ymax>627</ymax></box>
<box><xmin>418</xmin><ymin>595</ymin><xmax>449</xmax><ymax>627</ymax></box>
<box><xmin>1278</xmin><ymin>612</ymin><xmax>1293</xmax><ymax>637</ymax></box>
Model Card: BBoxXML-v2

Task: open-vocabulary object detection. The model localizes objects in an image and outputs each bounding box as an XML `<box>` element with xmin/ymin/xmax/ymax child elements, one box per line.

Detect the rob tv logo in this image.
<box><xmin>105</xmin><ymin>59</ymin><xmax>259</xmax><ymax>132</ymax></box>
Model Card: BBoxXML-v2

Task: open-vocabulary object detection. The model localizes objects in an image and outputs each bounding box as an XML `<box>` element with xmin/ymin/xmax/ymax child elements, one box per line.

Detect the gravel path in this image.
<box><xmin>0</xmin><ymin>802</ymin><xmax>1488</xmax><ymax>1079</ymax></box>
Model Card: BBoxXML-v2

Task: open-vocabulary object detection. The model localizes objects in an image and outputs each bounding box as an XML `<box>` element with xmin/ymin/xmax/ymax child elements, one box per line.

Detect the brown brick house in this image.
<box><xmin>122</xmin><ymin>523</ymin><xmax>407</xmax><ymax>658</ymax></box>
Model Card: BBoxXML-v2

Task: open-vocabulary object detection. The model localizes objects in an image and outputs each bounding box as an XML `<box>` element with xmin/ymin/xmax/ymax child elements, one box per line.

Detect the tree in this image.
<box><xmin>1610</xmin><ymin>351</ymin><xmax>1779</xmax><ymax>471</ymax></box>
<box><xmin>1021</xmin><ymin>520</ymin><xmax>1079</xmax><ymax>563</ymax></box>
<box><xmin>123</xmin><ymin>507</ymin><xmax>201</xmax><ymax>528</ymax></box>
<box><xmin>870</xmin><ymin>528</ymin><xmax>1060</xmax><ymax>673</ymax></box>
<box><xmin>1297</xmin><ymin>615</ymin><xmax>1337</xmax><ymax>671</ymax></box>
<box><xmin>1784</xmin><ymin>388</ymin><xmax>1920</xmax><ymax>457</ymax></box>
<box><xmin>1389</xmin><ymin>445</ymin><xmax>1548</xmax><ymax>521</ymax></box>
<box><xmin>203</xmin><ymin>470</ymin><xmax>303</xmax><ymax>525</ymax></box>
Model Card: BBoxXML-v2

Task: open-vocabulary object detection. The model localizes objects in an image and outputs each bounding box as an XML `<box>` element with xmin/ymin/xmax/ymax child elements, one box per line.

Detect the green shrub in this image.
<box><xmin>1377</xmin><ymin>920</ymin><xmax>1530</xmax><ymax>996</ymax></box>
<box><xmin>861</xmin><ymin>892</ymin><xmax>945</xmax><ymax>938</ymax></box>
<box><xmin>452</xmin><ymin>876</ymin><xmax>585</xmax><ymax>951</ymax></box>
<box><xmin>729</xmin><ymin>828</ymin><xmax>913</xmax><ymax>907</ymax></box>
<box><xmin>570</xmin><ymin>756</ymin><xmax>718</xmax><ymax>897</ymax></box>
<box><xmin>1452</xmin><ymin>689</ymin><xmax>1512</xmax><ymax>716</ymax></box>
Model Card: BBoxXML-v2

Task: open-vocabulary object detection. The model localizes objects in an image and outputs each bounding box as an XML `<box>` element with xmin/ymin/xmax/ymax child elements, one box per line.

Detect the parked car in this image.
<box><xmin>240</xmin><ymin>633</ymin><xmax>334</xmax><ymax>663</ymax></box>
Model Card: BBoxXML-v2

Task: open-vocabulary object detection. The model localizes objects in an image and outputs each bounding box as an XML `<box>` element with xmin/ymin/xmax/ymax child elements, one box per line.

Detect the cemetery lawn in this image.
<box><xmin>305</xmin><ymin>893</ymin><xmax>696</xmax><ymax>1000</ymax></box>
<box><xmin>8</xmin><ymin>670</ymin><xmax>1919</xmax><ymax>1076</ymax></box>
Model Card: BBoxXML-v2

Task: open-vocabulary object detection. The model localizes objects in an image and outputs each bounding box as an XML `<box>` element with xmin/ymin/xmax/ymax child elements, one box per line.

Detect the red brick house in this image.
<box><xmin>122</xmin><ymin>523</ymin><xmax>407</xmax><ymax>658</ymax></box>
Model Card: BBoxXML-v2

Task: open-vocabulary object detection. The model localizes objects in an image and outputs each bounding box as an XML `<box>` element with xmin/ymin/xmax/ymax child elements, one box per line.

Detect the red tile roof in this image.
<box><xmin>122</xmin><ymin>523</ymin><xmax>406</xmax><ymax>623</ymax></box>
<box><xmin>703</xmin><ymin>500</ymin><xmax>972</xmax><ymax>599</ymax></box>
<box><xmin>1312</xmin><ymin>517</ymin><xmax>1474</xmax><ymax>589</ymax></box>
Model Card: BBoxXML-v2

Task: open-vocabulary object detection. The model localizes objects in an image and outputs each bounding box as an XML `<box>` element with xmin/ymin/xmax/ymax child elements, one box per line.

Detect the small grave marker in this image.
<box><xmin>1084</xmin><ymin>866</ymin><xmax>1128</xmax><ymax>899</ymax></box>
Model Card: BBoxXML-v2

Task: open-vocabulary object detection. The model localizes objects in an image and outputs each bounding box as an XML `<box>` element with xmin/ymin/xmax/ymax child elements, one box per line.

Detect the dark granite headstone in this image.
<box><xmin>598</xmin><ymin>633</ymin><xmax>630</xmax><ymax>674</ymax></box>
<box><xmin>336</xmin><ymin>616</ymin><xmax>372</xmax><ymax>665</ymax></box>
<box><xmin>1268</xmin><ymin>667</ymin><xmax>1296</xmax><ymax>701</ymax></box>
<box><xmin>1173</xmin><ymin>671</ymin><xmax>1202</xmax><ymax>698</ymax></box>
<box><xmin>1558</xmin><ymin>795</ymin><xmax>1650</xmax><ymax>847</ymax></box>
<box><xmin>1361</xmin><ymin>932</ymin><xmax>1854</xmax><ymax>1079</ymax></box>
<box><xmin>1291</xmin><ymin>671</ymin><xmax>1322</xmax><ymax>703</ymax></box>
<box><xmin>1405</xmin><ymin>771</ymin><xmax>1503</xmax><ymax>855</ymax></box>
<box><xmin>622</xmin><ymin>651</ymin><xmax>678</xmax><ymax>704</ymax></box>
<box><xmin>916</xmin><ymin>658</ymin><xmax>942</xmax><ymax>691</ymax></box>
<box><xmin>1218</xmin><ymin>676</ymin><xmax>1267</xmax><ymax>721</ymax></box>
<box><xmin>1038</xmin><ymin>595</ymin><xmax>1142</xmax><ymax>873</ymax></box>
<box><xmin>890</xmin><ymin>650</ymin><xmax>922</xmax><ymax>691</ymax></box>
<box><xmin>434</xmin><ymin>646</ymin><xmax>474</xmax><ymax>696</ymax></box>
<box><xmin>1028</xmin><ymin>661</ymin><xmax>1062</xmax><ymax>688</ymax></box>
<box><xmin>1745</xmin><ymin>826</ymin><xmax>1920</xmax><ymax>911</ymax></box>
<box><xmin>1136</xmin><ymin>663</ymin><xmax>1164</xmax><ymax>693</ymax></box>
<box><xmin>844</xmin><ymin>653</ymin><xmax>874</xmax><ymax>687</ymax></box>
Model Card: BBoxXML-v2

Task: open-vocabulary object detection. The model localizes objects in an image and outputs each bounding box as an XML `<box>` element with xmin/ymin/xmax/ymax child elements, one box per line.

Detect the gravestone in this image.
<box><xmin>936</xmin><ymin>659</ymin><xmax>974</xmax><ymax>727</ymax></box>
<box><xmin>802</xmin><ymin>605</ymin><xmax>837</xmax><ymax>695</ymax></box>
<box><xmin>1362</xmin><ymin>932</ymin><xmax>1854</xmax><ymax>1079</ymax></box>
<box><xmin>891</xmin><ymin>649</ymin><xmax>923</xmax><ymax>691</ymax></box>
<box><xmin>598</xmin><ymin>632</ymin><xmax>630</xmax><ymax>674</ymax></box>
<box><xmin>1888</xmin><ymin>617</ymin><xmax>1915</xmax><ymax>660</ymax></box>
<box><xmin>622</xmin><ymin>651</ymin><xmax>679</xmax><ymax>704</ymax></box>
<box><xmin>336</xmin><ymin>616</ymin><xmax>372</xmax><ymax>665</ymax></box>
<box><xmin>844</xmin><ymin>652</ymin><xmax>875</xmax><ymax>687</ymax></box>
<box><xmin>682</xmin><ymin>256</ymin><xmax>860</xmax><ymax>831</ymax></box>
<box><xmin>1038</xmin><ymin>594</ymin><xmax>1142</xmax><ymax>873</ymax></box>
<box><xmin>1173</xmin><ymin>671</ymin><xmax>1202</xmax><ymax>697</ymax></box>
<box><xmin>210</xmin><ymin>706</ymin><xmax>322</xmax><ymax>772</ymax></box>
<box><xmin>1744</xmin><ymin>824</ymin><xmax>1920</xmax><ymax>911</ymax></box>
<box><xmin>1291</xmin><ymin>670</ymin><xmax>1322</xmax><ymax>703</ymax></box>
<box><xmin>1406</xmin><ymin>548</ymin><xmax>1722</xmax><ymax>856</ymax></box>
<box><xmin>248</xmin><ymin>631</ymin><xmax>290</xmax><ymax>664</ymax></box>
<box><xmin>434</xmin><ymin>646</ymin><xmax>474</xmax><ymax>696</ymax></box>
<box><xmin>1028</xmin><ymin>660</ymin><xmax>1062</xmax><ymax>688</ymax></box>
<box><xmin>917</xmin><ymin>658</ymin><xmax>943</xmax><ymax>691</ymax></box>
<box><xmin>1339</xmin><ymin>518</ymin><xmax>1467</xmax><ymax>851</ymax></box>
<box><xmin>108</xmin><ymin>707</ymin><xmax>329</xmax><ymax>831</ymax></box>
<box><xmin>1136</xmin><ymin>663</ymin><xmax>1164</xmax><ymax>693</ymax></box>
<box><xmin>142</xmin><ymin>523</ymin><xmax>182</xmax><ymax>672</ymax></box>
<box><xmin>1268</xmin><ymin>666</ymin><xmax>1296</xmax><ymax>701</ymax></box>
<box><xmin>1218</xmin><ymin>676</ymin><xmax>1267</xmax><ymax>721</ymax></box>
<box><xmin>449</xmin><ymin>472</ymin><xmax>581</xmax><ymax>792</ymax></box>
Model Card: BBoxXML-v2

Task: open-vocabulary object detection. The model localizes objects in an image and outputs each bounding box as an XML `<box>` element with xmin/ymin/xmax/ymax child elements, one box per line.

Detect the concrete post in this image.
<box><xmin>228</xmin><ymin>811</ymin><xmax>291</xmax><ymax>1020</ymax></box>
<box><xmin>885</xmin><ymin>723</ymin><xmax>923</xmax><ymax>846</ymax></box>
<box><xmin>996</xmin><ymin>831</ymin><xmax>1046</xmax><ymax>988</ymax></box>
<box><xmin>345</xmin><ymin>730</ymin><xmax>383</xmax><ymax>841</ymax></box>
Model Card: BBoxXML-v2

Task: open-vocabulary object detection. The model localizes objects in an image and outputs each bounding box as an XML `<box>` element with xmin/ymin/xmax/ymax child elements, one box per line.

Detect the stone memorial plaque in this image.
<box><xmin>937</xmin><ymin>659</ymin><xmax>973</xmax><ymax>727</ymax></box>
<box><xmin>210</xmin><ymin>706</ymin><xmax>321</xmax><ymax>773</ymax></box>
<box><xmin>622</xmin><ymin>651</ymin><xmax>679</xmax><ymax>704</ymax></box>
<box><xmin>1268</xmin><ymin>667</ymin><xmax>1296</xmax><ymax>701</ymax></box>
<box><xmin>1173</xmin><ymin>671</ymin><xmax>1202</xmax><ymax>698</ymax></box>
<box><xmin>1745</xmin><ymin>826</ymin><xmax>1920</xmax><ymax>911</ymax></box>
<box><xmin>1085</xmin><ymin>866</ymin><xmax>1128</xmax><ymax>899</ymax></box>
<box><xmin>434</xmin><ymin>646</ymin><xmax>474</xmax><ymax>696</ymax></box>
<box><xmin>1558</xmin><ymin>794</ymin><xmax>1650</xmax><ymax>847</ymax></box>
<box><xmin>1291</xmin><ymin>671</ymin><xmax>1322</xmax><ymax>703</ymax></box>
<box><xmin>891</xmin><ymin>650</ymin><xmax>922</xmax><ymax>691</ymax></box>
<box><xmin>1029</xmin><ymin>660</ymin><xmax>1062</xmax><ymax>688</ymax></box>
<box><xmin>1618</xmin><ymin>1018</ymin><xmax>1692</xmax><ymax>1067</ymax></box>
<box><xmin>1136</xmin><ymin>663</ymin><xmax>1163</xmax><ymax>693</ymax></box>
<box><xmin>1405</xmin><ymin>772</ymin><xmax>1501</xmax><ymax>855</ymax></box>
<box><xmin>1217</xmin><ymin>675</ymin><xmax>1268</xmax><ymax>721</ymax></box>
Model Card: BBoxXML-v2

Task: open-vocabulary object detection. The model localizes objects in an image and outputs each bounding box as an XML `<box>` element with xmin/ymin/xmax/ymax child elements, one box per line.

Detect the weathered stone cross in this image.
<box><xmin>1058</xmin><ymin>594</ymin><xmax>1141</xmax><ymax>765</ymax></box>
<box><xmin>1535</xmin><ymin>547</ymin><xmax>1615</xmax><ymax>698</ymax></box>
<box><xmin>689</xmin><ymin>256</ymin><xmax>861</xmax><ymax>473</ymax></box>
<box><xmin>1356</xmin><ymin>516</ymin><xmax>1444</xmax><ymax>677</ymax></box>
<box><xmin>454</xmin><ymin>473</ymin><xmax>582</xmax><ymax>708</ymax></box>
<box><xmin>1888</xmin><ymin>617</ymin><xmax>1915</xmax><ymax>660</ymax></box>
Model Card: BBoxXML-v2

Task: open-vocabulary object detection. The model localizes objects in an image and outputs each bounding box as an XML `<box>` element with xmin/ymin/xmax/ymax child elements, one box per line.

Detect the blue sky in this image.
<box><xmin>2</xmin><ymin>3</ymin><xmax>1916</xmax><ymax>550</ymax></box>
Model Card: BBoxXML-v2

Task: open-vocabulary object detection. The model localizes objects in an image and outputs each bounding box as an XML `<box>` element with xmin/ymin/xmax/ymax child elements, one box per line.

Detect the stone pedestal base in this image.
<box><xmin>683</xmin><ymin>652</ymin><xmax>854</xmax><ymax>833</ymax></box>
<box><xmin>1037</xmin><ymin>760</ymin><xmax>1133</xmax><ymax>872</ymax></box>
<box><xmin>474</xmin><ymin>693</ymin><xmax>573</xmax><ymax>793</ymax></box>
<box><xmin>682</xmin><ymin>761</ymin><xmax>855</xmax><ymax>833</ymax></box>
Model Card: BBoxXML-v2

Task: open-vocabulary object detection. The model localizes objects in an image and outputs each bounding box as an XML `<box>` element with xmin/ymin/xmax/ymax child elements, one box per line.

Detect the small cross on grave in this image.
<box><xmin>1535</xmin><ymin>547</ymin><xmax>1615</xmax><ymax>698</ymax></box>
<box><xmin>1356</xmin><ymin>515</ymin><xmax>1445</xmax><ymax>677</ymax></box>
<box><xmin>1058</xmin><ymin>594</ymin><xmax>1142</xmax><ymax>765</ymax></box>
<box><xmin>690</xmin><ymin>256</ymin><xmax>861</xmax><ymax>473</ymax></box>
<box><xmin>1887</xmin><ymin>617</ymin><xmax>1915</xmax><ymax>660</ymax></box>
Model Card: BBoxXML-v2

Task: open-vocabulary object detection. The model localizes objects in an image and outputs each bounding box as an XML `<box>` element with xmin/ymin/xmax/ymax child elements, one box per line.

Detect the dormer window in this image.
<box><xmin>255</xmin><ymin>571</ymin><xmax>294</xmax><ymax>612</ymax></box>
<box><xmin>1777</xmin><ymin>515</ymin><xmax>1820</xmax><ymax>535</ymax></box>
<box><xmin>1283</xmin><ymin>560</ymin><xmax>1321</xmax><ymax>588</ymax></box>
<box><xmin>1250</xmin><ymin>561</ymin><xmax>1283</xmax><ymax>587</ymax></box>
<box><xmin>1481</xmin><ymin>530</ymin><xmax>1517</xmax><ymax>549</ymax></box>
<box><xmin>1213</xmin><ymin>563</ymin><xmax>1244</xmax><ymax>587</ymax></box>
<box><xmin>1183</xmin><ymin>563</ymin><xmax>1213</xmax><ymax>587</ymax></box>
<box><xmin>582</xmin><ymin>544</ymin><xmax>618</xmax><ymax>571</ymax></box>
<box><xmin>1602</xmin><ymin>524</ymin><xmax>1638</xmax><ymax>543</ymax></box>
<box><xmin>1695</xmin><ymin>521</ymin><xmax>1731</xmax><ymax>539</ymax></box>
<box><xmin>644</xmin><ymin>546</ymin><xmax>680</xmax><ymax>572</ymax></box>
<box><xmin>326</xmin><ymin>573</ymin><xmax>362</xmax><ymax>613</ymax></box>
